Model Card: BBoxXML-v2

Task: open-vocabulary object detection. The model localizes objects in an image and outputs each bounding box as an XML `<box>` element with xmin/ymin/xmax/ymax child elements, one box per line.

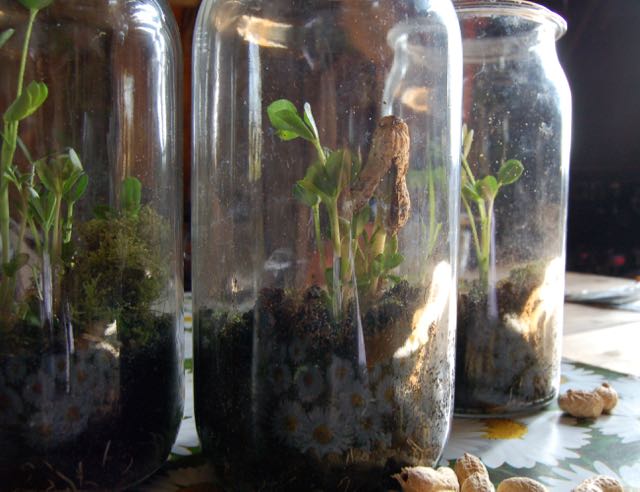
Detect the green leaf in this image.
<box><xmin>353</xmin><ymin>205</ymin><xmax>370</xmax><ymax>239</ymax></box>
<box><xmin>293</xmin><ymin>181</ymin><xmax>319</xmax><ymax>208</ymax></box>
<box><xmin>302</xmin><ymin>161</ymin><xmax>334</xmax><ymax>201</ymax></box>
<box><xmin>386</xmin><ymin>274</ymin><xmax>403</xmax><ymax>284</ymax></box>
<box><xmin>121</xmin><ymin>176</ymin><xmax>142</xmax><ymax>216</ymax></box>
<box><xmin>4</xmin><ymin>81</ymin><xmax>48</xmax><ymax>122</ymax></box>
<box><xmin>478</xmin><ymin>176</ymin><xmax>498</xmax><ymax>201</ymax></box>
<box><xmin>3</xmin><ymin>167</ymin><xmax>19</xmax><ymax>187</ymax></box>
<box><xmin>462</xmin><ymin>181</ymin><xmax>481</xmax><ymax>202</ymax></box>
<box><xmin>66</xmin><ymin>173</ymin><xmax>88</xmax><ymax>203</ymax></box>
<box><xmin>497</xmin><ymin>159</ymin><xmax>524</xmax><ymax>186</ymax></box>
<box><xmin>383</xmin><ymin>253</ymin><xmax>404</xmax><ymax>271</ymax></box>
<box><xmin>28</xmin><ymin>192</ymin><xmax>44</xmax><ymax>223</ymax></box>
<box><xmin>385</xmin><ymin>234</ymin><xmax>399</xmax><ymax>255</ymax></box>
<box><xmin>324</xmin><ymin>150</ymin><xmax>344</xmax><ymax>194</ymax></box>
<box><xmin>267</xmin><ymin>99</ymin><xmax>315</xmax><ymax>142</ymax></box>
<box><xmin>371</xmin><ymin>256</ymin><xmax>384</xmax><ymax>277</ymax></box>
<box><xmin>35</xmin><ymin>159</ymin><xmax>58</xmax><ymax>193</ymax></box>
<box><xmin>93</xmin><ymin>204</ymin><xmax>114</xmax><ymax>220</ymax></box>
<box><xmin>42</xmin><ymin>192</ymin><xmax>56</xmax><ymax>230</ymax></box>
<box><xmin>17</xmin><ymin>0</ymin><xmax>53</xmax><ymax>10</ymax></box>
<box><xmin>303</xmin><ymin>102</ymin><xmax>319</xmax><ymax>140</ymax></box>
<box><xmin>0</xmin><ymin>29</ymin><xmax>15</xmax><ymax>50</ymax></box>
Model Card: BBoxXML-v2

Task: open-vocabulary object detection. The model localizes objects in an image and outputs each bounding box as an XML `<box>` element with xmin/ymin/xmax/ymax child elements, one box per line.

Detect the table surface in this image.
<box><xmin>141</xmin><ymin>272</ymin><xmax>640</xmax><ymax>491</ymax></box>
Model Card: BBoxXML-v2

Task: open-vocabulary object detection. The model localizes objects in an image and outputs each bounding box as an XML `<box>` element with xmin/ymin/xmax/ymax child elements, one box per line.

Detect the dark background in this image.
<box><xmin>538</xmin><ymin>0</ymin><xmax>640</xmax><ymax>278</ymax></box>
<box><xmin>172</xmin><ymin>0</ymin><xmax>640</xmax><ymax>282</ymax></box>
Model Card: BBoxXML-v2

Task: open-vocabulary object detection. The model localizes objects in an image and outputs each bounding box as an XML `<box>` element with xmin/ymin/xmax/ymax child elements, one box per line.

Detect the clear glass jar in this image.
<box><xmin>454</xmin><ymin>0</ymin><xmax>571</xmax><ymax>415</ymax></box>
<box><xmin>192</xmin><ymin>0</ymin><xmax>461</xmax><ymax>489</ymax></box>
<box><xmin>0</xmin><ymin>1</ymin><xmax>183</xmax><ymax>488</ymax></box>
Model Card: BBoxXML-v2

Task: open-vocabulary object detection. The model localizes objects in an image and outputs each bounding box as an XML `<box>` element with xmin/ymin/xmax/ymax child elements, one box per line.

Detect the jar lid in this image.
<box><xmin>454</xmin><ymin>0</ymin><xmax>567</xmax><ymax>40</ymax></box>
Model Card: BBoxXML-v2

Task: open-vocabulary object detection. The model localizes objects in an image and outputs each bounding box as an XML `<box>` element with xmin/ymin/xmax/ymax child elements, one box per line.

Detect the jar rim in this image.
<box><xmin>454</xmin><ymin>0</ymin><xmax>567</xmax><ymax>40</ymax></box>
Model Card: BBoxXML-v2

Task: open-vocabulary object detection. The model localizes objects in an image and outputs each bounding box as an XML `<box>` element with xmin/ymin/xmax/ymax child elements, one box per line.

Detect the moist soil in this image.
<box><xmin>195</xmin><ymin>281</ymin><xmax>454</xmax><ymax>491</ymax></box>
<box><xmin>0</xmin><ymin>314</ymin><xmax>183</xmax><ymax>490</ymax></box>
<box><xmin>455</xmin><ymin>264</ymin><xmax>560</xmax><ymax>415</ymax></box>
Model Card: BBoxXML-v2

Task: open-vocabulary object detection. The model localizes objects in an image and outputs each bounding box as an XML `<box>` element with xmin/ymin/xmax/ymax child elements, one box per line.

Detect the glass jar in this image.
<box><xmin>454</xmin><ymin>0</ymin><xmax>571</xmax><ymax>415</ymax></box>
<box><xmin>192</xmin><ymin>0</ymin><xmax>461</xmax><ymax>489</ymax></box>
<box><xmin>0</xmin><ymin>0</ymin><xmax>183</xmax><ymax>489</ymax></box>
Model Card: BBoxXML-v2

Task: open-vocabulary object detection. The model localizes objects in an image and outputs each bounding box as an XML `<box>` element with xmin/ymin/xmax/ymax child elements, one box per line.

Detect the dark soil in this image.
<box><xmin>194</xmin><ymin>281</ymin><xmax>455</xmax><ymax>491</ymax></box>
<box><xmin>455</xmin><ymin>265</ymin><xmax>560</xmax><ymax>415</ymax></box>
<box><xmin>0</xmin><ymin>314</ymin><xmax>183</xmax><ymax>490</ymax></box>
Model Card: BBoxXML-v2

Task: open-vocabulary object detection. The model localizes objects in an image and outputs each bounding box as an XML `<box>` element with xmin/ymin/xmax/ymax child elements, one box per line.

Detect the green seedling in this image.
<box><xmin>0</xmin><ymin>0</ymin><xmax>88</xmax><ymax>325</ymax></box>
<box><xmin>460</xmin><ymin>124</ymin><xmax>524</xmax><ymax>289</ymax></box>
<box><xmin>268</xmin><ymin>99</ymin><xmax>406</xmax><ymax>317</ymax></box>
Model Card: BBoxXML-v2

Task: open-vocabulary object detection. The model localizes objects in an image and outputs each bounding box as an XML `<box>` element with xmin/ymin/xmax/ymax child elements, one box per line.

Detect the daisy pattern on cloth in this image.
<box><xmin>559</xmin><ymin>361</ymin><xmax>610</xmax><ymax>392</ymax></box>
<box><xmin>442</xmin><ymin>410</ymin><xmax>591</xmax><ymax>469</ymax></box>
<box><xmin>593</xmin><ymin>376</ymin><xmax>640</xmax><ymax>445</ymax></box>
<box><xmin>537</xmin><ymin>461</ymin><xmax>622</xmax><ymax>492</ymax></box>
<box><xmin>171</xmin><ymin>371</ymin><xmax>199</xmax><ymax>456</ymax></box>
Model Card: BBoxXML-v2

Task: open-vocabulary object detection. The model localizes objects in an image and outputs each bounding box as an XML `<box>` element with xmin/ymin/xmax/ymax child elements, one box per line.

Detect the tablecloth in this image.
<box><xmin>140</xmin><ymin>296</ymin><xmax>640</xmax><ymax>491</ymax></box>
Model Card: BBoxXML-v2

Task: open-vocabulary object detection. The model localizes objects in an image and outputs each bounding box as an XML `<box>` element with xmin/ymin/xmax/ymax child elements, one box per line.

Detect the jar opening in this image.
<box><xmin>454</xmin><ymin>0</ymin><xmax>567</xmax><ymax>40</ymax></box>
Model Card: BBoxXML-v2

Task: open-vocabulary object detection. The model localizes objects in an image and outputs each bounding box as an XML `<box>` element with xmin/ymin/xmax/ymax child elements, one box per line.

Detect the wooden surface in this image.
<box><xmin>564</xmin><ymin>272</ymin><xmax>640</xmax><ymax>376</ymax></box>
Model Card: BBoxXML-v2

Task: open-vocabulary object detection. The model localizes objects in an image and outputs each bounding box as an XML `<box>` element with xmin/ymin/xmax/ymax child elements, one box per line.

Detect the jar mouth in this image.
<box><xmin>454</xmin><ymin>0</ymin><xmax>567</xmax><ymax>40</ymax></box>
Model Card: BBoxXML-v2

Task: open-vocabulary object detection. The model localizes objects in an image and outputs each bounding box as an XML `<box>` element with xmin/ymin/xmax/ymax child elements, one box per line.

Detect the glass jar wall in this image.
<box><xmin>192</xmin><ymin>0</ymin><xmax>461</xmax><ymax>489</ymax></box>
<box><xmin>0</xmin><ymin>0</ymin><xmax>183</xmax><ymax>488</ymax></box>
<box><xmin>454</xmin><ymin>0</ymin><xmax>571</xmax><ymax>415</ymax></box>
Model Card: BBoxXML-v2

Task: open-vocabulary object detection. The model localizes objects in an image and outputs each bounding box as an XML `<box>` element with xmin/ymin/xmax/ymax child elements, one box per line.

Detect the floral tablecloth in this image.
<box><xmin>141</xmin><ymin>296</ymin><xmax>640</xmax><ymax>491</ymax></box>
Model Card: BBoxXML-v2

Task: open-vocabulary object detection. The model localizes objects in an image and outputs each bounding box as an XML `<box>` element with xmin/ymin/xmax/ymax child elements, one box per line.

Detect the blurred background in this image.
<box><xmin>170</xmin><ymin>0</ymin><xmax>640</xmax><ymax>285</ymax></box>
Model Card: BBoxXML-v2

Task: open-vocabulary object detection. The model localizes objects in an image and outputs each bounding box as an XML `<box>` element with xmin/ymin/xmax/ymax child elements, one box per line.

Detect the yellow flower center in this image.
<box><xmin>483</xmin><ymin>419</ymin><xmax>528</xmax><ymax>440</ymax></box>
<box><xmin>350</xmin><ymin>393</ymin><xmax>365</xmax><ymax>408</ymax></box>
<box><xmin>312</xmin><ymin>424</ymin><xmax>334</xmax><ymax>445</ymax></box>
<box><xmin>285</xmin><ymin>415</ymin><xmax>298</xmax><ymax>433</ymax></box>
<box><xmin>384</xmin><ymin>386</ymin><xmax>394</xmax><ymax>403</ymax></box>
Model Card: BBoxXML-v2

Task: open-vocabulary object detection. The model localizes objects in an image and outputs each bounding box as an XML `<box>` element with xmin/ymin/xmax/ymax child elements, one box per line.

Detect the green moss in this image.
<box><xmin>68</xmin><ymin>205</ymin><xmax>169</xmax><ymax>344</ymax></box>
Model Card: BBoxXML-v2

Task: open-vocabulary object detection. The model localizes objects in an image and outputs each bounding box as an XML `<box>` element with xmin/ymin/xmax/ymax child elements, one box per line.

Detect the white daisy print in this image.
<box><xmin>538</xmin><ymin>461</ymin><xmax>622</xmax><ymax>492</ymax></box>
<box><xmin>288</xmin><ymin>337</ymin><xmax>310</xmax><ymax>363</ymax></box>
<box><xmin>301</xmin><ymin>407</ymin><xmax>352</xmax><ymax>458</ymax></box>
<box><xmin>327</xmin><ymin>356</ymin><xmax>354</xmax><ymax>387</ymax></box>
<box><xmin>22</xmin><ymin>369</ymin><xmax>55</xmax><ymax>407</ymax></box>
<box><xmin>619</xmin><ymin>462</ymin><xmax>640</xmax><ymax>489</ymax></box>
<box><xmin>353</xmin><ymin>410</ymin><xmax>390</xmax><ymax>450</ymax></box>
<box><xmin>294</xmin><ymin>365</ymin><xmax>324</xmax><ymax>403</ymax></box>
<box><xmin>171</xmin><ymin>416</ymin><xmax>199</xmax><ymax>456</ymax></box>
<box><xmin>336</xmin><ymin>378</ymin><xmax>371</xmax><ymax>419</ymax></box>
<box><xmin>26</xmin><ymin>398</ymin><xmax>90</xmax><ymax>448</ymax></box>
<box><xmin>374</xmin><ymin>375</ymin><xmax>397</xmax><ymax>415</ymax></box>
<box><xmin>442</xmin><ymin>411</ymin><xmax>591</xmax><ymax>468</ymax></box>
<box><xmin>441</xmin><ymin>418</ymin><xmax>487</xmax><ymax>463</ymax></box>
<box><xmin>593</xmin><ymin>376</ymin><xmax>640</xmax><ymax>444</ymax></box>
<box><xmin>266</xmin><ymin>363</ymin><xmax>292</xmax><ymax>395</ymax></box>
<box><xmin>559</xmin><ymin>361</ymin><xmax>609</xmax><ymax>392</ymax></box>
<box><xmin>273</xmin><ymin>400</ymin><xmax>307</xmax><ymax>447</ymax></box>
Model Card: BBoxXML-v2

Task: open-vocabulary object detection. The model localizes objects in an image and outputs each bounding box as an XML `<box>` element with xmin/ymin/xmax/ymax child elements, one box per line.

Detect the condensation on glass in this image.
<box><xmin>454</xmin><ymin>0</ymin><xmax>572</xmax><ymax>415</ymax></box>
<box><xmin>192</xmin><ymin>0</ymin><xmax>461</xmax><ymax>489</ymax></box>
<box><xmin>0</xmin><ymin>1</ymin><xmax>183</xmax><ymax>488</ymax></box>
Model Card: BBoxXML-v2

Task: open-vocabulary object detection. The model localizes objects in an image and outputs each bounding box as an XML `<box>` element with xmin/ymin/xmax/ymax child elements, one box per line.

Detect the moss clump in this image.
<box><xmin>68</xmin><ymin>205</ymin><xmax>169</xmax><ymax>345</ymax></box>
